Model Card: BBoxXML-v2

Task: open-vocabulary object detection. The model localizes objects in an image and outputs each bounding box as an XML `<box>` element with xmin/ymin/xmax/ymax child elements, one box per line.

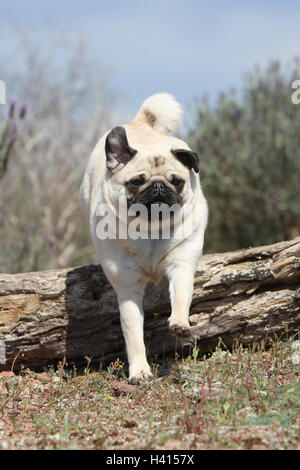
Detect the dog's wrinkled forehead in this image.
<box><xmin>149</xmin><ymin>155</ymin><xmax>166</xmax><ymax>168</ymax></box>
<box><xmin>129</xmin><ymin>148</ymin><xmax>187</xmax><ymax>178</ymax></box>
<box><xmin>147</xmin><ymin>154</ymin><xmax>168</xmax><ymax>176</ymax></box>
<box><xmin>105</xmin><ymin>126</ymin><xmax>199</xmax><ymax>175</ymax></box>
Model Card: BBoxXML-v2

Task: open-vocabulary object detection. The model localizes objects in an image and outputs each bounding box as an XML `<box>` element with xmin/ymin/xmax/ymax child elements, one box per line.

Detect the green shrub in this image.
<box><xmin>189</xmin><ymin>59</ymin><xmax>300</xmax><ymax>253</ymax></box>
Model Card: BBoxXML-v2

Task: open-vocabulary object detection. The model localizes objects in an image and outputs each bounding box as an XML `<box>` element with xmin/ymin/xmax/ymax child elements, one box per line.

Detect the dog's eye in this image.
<box><xmin>171</xmin><ymin>177</ymin><xmax>184</xmax><ymax>190</ymax></box>
<box><xmin>127</xmin><ymin>177</ymin><xmax>145</xmax><ymax>190</ymax></box>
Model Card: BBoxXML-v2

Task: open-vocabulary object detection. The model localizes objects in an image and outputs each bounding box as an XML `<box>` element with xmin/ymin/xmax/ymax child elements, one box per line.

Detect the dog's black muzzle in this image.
<box><xmin>129</xmin><ymin>181</ymin><xmax>181</xmax><ymax>209</ymax></box>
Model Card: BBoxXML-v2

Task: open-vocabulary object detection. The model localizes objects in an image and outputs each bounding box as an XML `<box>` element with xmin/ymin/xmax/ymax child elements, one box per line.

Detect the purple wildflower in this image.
<box><xmin>19</xmin><ymin>103</ymin><xmax>28</xmax><ymax>120</ymax></box>
<box><xmin>9</xmin><ymin>100</ymin><xmax>16</xmax><ymax>119</ymax></box>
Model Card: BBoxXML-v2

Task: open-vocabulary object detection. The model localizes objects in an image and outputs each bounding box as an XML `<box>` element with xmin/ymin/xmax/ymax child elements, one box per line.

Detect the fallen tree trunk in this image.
<box><xmin>0</xmin><ymin>237</ymin><xmax>299</xmax><ymax>371</ymax></box>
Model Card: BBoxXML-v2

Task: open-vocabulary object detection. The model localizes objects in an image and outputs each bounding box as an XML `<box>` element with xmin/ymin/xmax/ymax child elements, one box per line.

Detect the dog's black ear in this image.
<box><xmin>105</xmin><ymin>126</ymin><xmax>137</xmax><ymax>171</ymax></box>
<box><xmin>171</xmin><ymin>148</ymin><xmax>199</xmax><ymax>173</ymax></box>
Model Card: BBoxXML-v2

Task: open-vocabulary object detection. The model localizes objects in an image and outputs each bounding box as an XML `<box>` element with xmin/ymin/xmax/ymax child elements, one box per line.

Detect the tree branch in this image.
<box><xmin>0</xmin><ymin>237</ymin><xmax>299</xmax><ymax>371</ymax></box>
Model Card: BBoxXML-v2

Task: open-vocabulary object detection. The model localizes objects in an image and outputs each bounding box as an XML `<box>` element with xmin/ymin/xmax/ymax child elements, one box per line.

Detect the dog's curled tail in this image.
<box><xmin>133</xmin><ymin>93</ymin><xmax>183</xmax><ymax>135</ymax></box>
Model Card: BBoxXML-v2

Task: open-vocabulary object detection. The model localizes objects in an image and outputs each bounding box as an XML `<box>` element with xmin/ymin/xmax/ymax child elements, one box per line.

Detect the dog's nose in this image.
<box><xmin>152</xmin><ymin>181</ymin><xmax>167</xmax><ymax>194</ymax></box>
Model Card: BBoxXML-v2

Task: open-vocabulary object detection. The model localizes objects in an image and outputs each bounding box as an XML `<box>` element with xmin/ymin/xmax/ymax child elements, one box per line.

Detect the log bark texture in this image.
<box><xmin>0</xmin><ymin>237</ymin><xmax>299</xmax><ymax>371</ymax></box>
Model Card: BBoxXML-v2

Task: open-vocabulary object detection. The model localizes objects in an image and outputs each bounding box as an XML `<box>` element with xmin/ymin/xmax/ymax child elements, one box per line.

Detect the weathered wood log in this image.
<box><xmin>0</xmin><ymin>237</ymin><xmax>299</xmax><ymax>371</ymax></box>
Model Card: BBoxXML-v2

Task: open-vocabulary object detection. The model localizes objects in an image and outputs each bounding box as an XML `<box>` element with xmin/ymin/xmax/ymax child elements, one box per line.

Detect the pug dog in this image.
<box><xmin>80</xmin><ymin>93</ymin><xmax>208</xmax><ymax>383</ymax></box>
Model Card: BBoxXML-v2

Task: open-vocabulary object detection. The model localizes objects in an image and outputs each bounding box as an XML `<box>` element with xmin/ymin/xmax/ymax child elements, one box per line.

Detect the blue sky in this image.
<box><xmin>1</xmin><ymin>0</ymin><xmax>300</xmax><ymax>117</ymax></box>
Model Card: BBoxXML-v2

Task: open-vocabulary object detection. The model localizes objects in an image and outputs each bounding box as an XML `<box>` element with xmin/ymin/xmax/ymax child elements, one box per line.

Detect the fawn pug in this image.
<box><xmin>80</xmin><ymin>93</ymin><xmax>208</xmax><ymax>383</ymax></box>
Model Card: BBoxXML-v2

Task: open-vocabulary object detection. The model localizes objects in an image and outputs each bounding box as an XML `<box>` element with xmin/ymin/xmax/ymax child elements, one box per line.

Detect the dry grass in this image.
<box><xmin>0</xmin><ymin>337</ymin><xmax>299</xmax><ymax>450</ymax></box>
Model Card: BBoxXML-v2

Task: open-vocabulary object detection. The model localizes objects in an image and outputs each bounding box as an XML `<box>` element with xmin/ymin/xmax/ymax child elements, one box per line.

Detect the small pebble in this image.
<box><xmin>291</xmin><ymin>353</ymin><xmax>300</xmax><ymax>365</ymax></box>
<box><xmin>291</xmin><ymin>340</ymin><xmax>300</xmax><ymax>351</ymax></box>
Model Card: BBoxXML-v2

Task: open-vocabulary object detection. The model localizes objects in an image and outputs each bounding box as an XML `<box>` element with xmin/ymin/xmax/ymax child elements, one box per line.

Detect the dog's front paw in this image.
<box><xmin>169</xmin><ymin>321</ymin><xmax>191</xmax><ymax>338</ymax></box>
<box><xmin>128</xmin><ymin>363</ymin><xmax>153</xmax><ymax>385</ymax></box>
<box><xmin>128</xmin><ymin>372</ymin><xmax>153</xmax><ymax>385</ymax></box>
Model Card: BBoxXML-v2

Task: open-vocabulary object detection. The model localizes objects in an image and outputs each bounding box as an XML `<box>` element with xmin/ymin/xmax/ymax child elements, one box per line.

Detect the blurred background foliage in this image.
<box><xmin>0</xmin><ymin>36</ymin><xmax>117</xmax><ymax>273</ymax></box>
<box><xmin>190</xmin><ymin>59</ymin><xmax>300</xmax><ymax>253</ymax></box>
<box><xmin>0</xmin><ymin>39</ymin><xmax>300</xmax><ymax>273</ymax></box>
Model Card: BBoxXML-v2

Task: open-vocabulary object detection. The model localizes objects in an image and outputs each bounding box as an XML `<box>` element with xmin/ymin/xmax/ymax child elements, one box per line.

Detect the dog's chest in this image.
<box><xmin>126</xmin><ymin>238</ymin><xmax>171</xmax><ymax>283</ymax></box>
